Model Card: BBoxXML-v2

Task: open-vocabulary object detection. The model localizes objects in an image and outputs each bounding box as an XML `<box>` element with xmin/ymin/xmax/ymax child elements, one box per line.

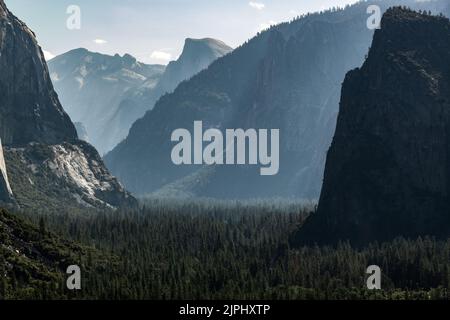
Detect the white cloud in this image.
<box><xmin>249</xmin><ymin>2</ymin><xmax>265</xmax><ymax>10</ymax></box>
<box><xmin>259</xmin><ymin>20</ymin><xmax>276</xmax><ymax>31</ymax></box>
<box><xmin>93</xmin><ymin>39</ymin><xmax>108</xmax><ymax>45</ymax></box>
<box><xmin>43</xmin><ymin>50</ymin><xmax>55</xmax><ymax>61</ymax></box>
<box><xmin>150</xmin><ymin>50</ymin><xmax>172</xmax><ymax>62</ymax></box>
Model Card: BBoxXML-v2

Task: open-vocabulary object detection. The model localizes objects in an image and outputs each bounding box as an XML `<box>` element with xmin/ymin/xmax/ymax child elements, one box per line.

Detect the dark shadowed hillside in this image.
<box><xmin>293</xmin><ymin>7</ymin><xmax>450</xmax><ymax>246</ymax></box>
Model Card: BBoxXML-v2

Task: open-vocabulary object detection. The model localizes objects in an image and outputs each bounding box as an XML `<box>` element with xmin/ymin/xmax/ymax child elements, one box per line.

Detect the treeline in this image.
<box><xmin>0</xmin><ymin>208</ymin><xmax>119</xmax><ymax>300</ymax></box>
<box><xmin>9</xmin><ymin>200</ymin><xmax>448</xmax><ymax>300</ymax></box>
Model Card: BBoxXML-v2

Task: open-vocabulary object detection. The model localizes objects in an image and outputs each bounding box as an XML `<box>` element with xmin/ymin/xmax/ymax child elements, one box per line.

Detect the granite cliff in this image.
<box><xmin>293</xmin><ymin>8</ymin><xmax>450</xmax><ymax>245</ymax></box>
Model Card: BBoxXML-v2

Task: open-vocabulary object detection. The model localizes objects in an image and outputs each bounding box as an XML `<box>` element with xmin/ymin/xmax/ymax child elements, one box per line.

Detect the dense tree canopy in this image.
<box><xmin>1</xmin><ymin>200</ymin><xmax>447</xmax><ymax>300</ymax></box>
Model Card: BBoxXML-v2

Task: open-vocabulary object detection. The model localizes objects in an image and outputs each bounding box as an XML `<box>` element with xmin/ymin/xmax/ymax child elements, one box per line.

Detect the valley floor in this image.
<box><xmin>1</xmin><ymin>200</ymin><xmax>449</xmax><ymax>300</ymax></box>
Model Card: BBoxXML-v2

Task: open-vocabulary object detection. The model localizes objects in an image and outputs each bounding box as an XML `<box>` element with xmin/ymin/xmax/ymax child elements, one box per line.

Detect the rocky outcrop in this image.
<box><xmin>293</xmin><ymin>8</ymin><xmax>450</xmax><ymax>246</ymax></box>
<box><xmin>0</xmin><ymin>0</ymin><xmax>77</xmax><ymax>146</ymax></box>
<box><xmin>4</xmin><ymin>141</ymin><xmax>136</xmax><ymax>211</ymax></box>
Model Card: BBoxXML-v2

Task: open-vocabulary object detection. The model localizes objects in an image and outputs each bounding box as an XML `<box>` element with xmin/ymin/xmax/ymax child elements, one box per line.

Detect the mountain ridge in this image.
<box><xmin>49</xmin><ymin>38</ymin><xmax>232</xmax><ymax>155</ymax></box>
<box><xmin>48</xmin><ymin>48</ymin><xmax>165</xmax><ymax>154</ymax></box>
<box><xmin>105</xmin><ymin>0</ymin><xmax>450</xmax><ymax>199</ymax></box>
<box><xmin>100</xmin><ymin>37</ymin><xmax>233</xmax><ymax>154</ymax></box>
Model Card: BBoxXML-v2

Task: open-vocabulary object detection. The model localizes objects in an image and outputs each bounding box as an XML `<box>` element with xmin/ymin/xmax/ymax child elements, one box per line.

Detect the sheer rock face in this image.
<box><xmin>0</xmin><ymin>0</ymin><xmax>77</xmax><ymax>146</ymax></box>
<box><xmin>0</xmin><ymin>0</ymin><xmax>136</xmax><ymax>210</ymax></box>
<box><xmin>154</xmin><ymin>38</ymin><xmax>233</xmax><ymax>96</ymax></box>
<box><xmin>293</xmin><ymin>8</ymin><xmax>450</xmax><ymax>246</ymax></box>
<box><xmin>5</xmin><ymin>141</ymin><xmax>137</xmax><ymax>210</ymax></box>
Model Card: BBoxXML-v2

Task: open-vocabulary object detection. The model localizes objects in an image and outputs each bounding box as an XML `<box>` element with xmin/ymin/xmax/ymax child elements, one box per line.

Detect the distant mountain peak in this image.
<box><xmin>180</xmin><ymin>37</ymin><xmax>233</xmax><ymax>60</ymax></box>
<box><xmin>58</xmin><ymin>48</ymin><xmax>141</xmax><ymax>66</ymax></box>
<box><xmin>122</xmin><ymin>53</ymin><xmax>137</xmax><ymax>63</ymax></box>
<box><xmin>184</xmin><ymin>37</ymin><xmax>232</xmax><ymax>48</ymax></box>
<box><xmin>48</xmin><ymin>48</ymin><xmax>165</xmax><ymax>154</ymax></box>
<box><xmin>157</xmin><ymin>37</ymin><xmax>232</xmax><ymax>91</ymax></box>
<box><xmin>68</xmin><ymin>47</ymin><xmax>89</xmax><ymax>54</ymax></box>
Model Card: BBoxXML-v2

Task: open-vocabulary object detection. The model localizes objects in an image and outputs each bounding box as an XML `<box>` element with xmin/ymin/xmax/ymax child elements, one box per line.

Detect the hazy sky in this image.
<box><xmin>6</xmin><ymin>0</ymin><xmax>360</xmax><ymax>64</ymax></box>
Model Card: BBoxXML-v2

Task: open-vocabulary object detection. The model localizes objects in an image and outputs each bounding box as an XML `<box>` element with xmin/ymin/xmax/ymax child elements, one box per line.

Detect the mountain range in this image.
<box><xmin>48</xmin><ymin>49</ymin><xmax>165</xmax><ymax>155</ymax></box>
<box><xmin>0</xmin><ymin>0</ymin><xmax>136</xmax><ymax>211</ymax></box>
<box><xmin>292</xmin><ymin>7</ymin><xmax>450</xmax><ymax>245</ymax></box>
<box><xmin>105</xmin><ymin>0</ymin><xmax>450</xmax><ymax>200</ymax></box>
<box><xmin>49</xmin><ymin>38</ymin><xmax>232</xmax><ymax>155</ymax></box>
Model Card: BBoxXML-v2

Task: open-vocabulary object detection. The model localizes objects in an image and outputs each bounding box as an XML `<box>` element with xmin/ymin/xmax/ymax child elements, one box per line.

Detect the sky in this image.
<box><xmin>6</xmin><ymin>0</ymin><xmax>360</xmax><ymax>64</ymax></box>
